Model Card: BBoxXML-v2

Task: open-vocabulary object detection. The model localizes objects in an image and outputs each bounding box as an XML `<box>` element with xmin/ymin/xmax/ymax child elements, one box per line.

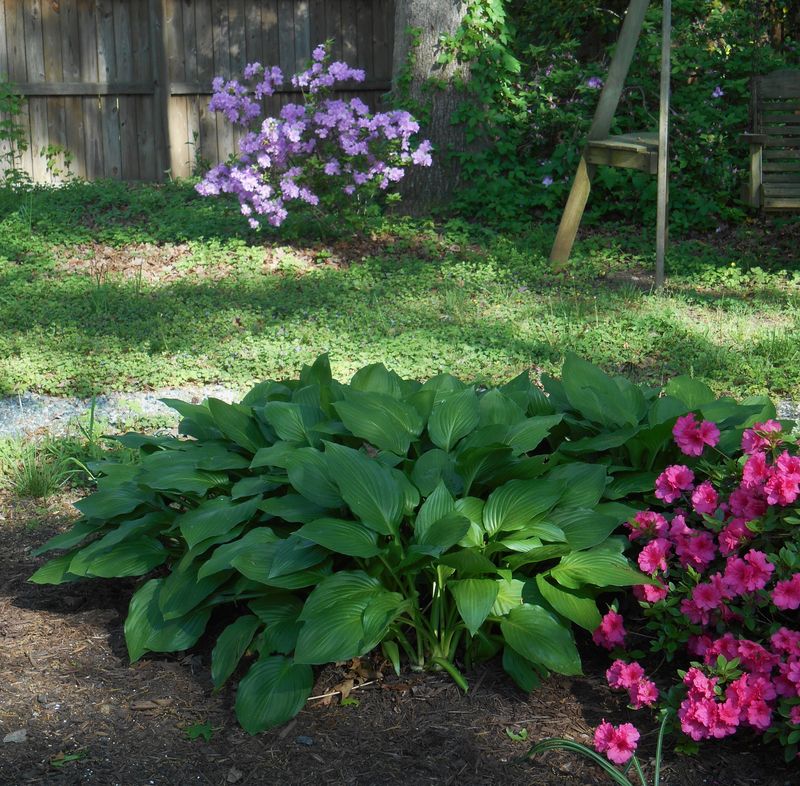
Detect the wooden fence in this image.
<box><xmin>0</xmin><ymin>0</ymin><xmax>394</xmax><ymax>183</ymax></box>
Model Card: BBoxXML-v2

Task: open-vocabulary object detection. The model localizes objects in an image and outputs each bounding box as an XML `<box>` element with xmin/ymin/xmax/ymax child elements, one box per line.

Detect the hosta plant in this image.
<box><xmin>29</xmin><ymin>355</ymin><xmax>765</xmax><ymax>733</ymax></box>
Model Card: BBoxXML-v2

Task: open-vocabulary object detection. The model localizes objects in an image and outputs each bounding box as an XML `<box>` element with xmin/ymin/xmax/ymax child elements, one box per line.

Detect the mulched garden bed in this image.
<box><xmin>0</xmin><ymin>494</ymin><xmax>795</xmax><ymax>786</ymax></box>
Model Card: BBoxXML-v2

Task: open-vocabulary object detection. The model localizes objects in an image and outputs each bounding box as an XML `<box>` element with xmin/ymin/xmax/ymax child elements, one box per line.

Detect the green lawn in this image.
<box><xmin>1</xmin><ymin>180</ymin><xmax>798</xmax><ymax>400</ymax></box>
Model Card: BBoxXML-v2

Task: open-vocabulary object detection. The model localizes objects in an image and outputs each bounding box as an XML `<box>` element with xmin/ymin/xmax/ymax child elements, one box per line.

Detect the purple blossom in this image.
<box><xmin>712</xmin><ymin>85</ymin><xmax>724</xmax><ymax>98</ymax></box>
<box><xmin>586</xmin><ymin>76</ymin><xmax>604</xmax><ymax>89</ymax></box>
<box><xmin>542</xmin><ymin>175</ymin><xmax>554</xmax><ymax>187</ymax></box>
<box><xmin>196</xmin><ymin>44</ymin><xmax>432</xmax><ymax>228</ymax></box>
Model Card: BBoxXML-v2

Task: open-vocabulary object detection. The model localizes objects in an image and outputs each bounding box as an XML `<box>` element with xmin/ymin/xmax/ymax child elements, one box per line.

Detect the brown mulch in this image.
<box><xmin>0</xmin><ymin>493</ymin><xmax>796</xmax><ymax>786</ymax></box>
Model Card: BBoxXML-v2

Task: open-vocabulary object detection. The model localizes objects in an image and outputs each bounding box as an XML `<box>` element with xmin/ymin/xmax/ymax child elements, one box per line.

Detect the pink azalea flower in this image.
<box><xmin>633</xmin><ymin>582</ymin><xmax>669</xmax><ymax>603</ymax></box>
<box><xmin>770</xmin><ymin>627</ymin><xmax>800</xmax><ymax>656</ymax></box>
<box><xmin>593</xmin><ymin>721</ymin><xmax>639</xmax><ymax>765</ymax></box>
<box><xmin>741</xmin><ymin>420</ymin><xmax>782</xmax><ymax>454</ymax></box>
<box><xmin>675</xmin><ymin>530</ymin><xmax>717</xmax><ymax>572</ymax></box>
<box><xmin>625</xmin><ymin>510</ymin><xmax>668</xmax><ymax>541</ymax></box>
<box><xmin>638</xmin><ymin>538</ymin><xmax>672</xmax><ymax>573</ymax></box>
<box><xmin>592</xmin><ymin>609</ymin><xmax>626</xmax><ymax>650</ymax></box>
<box><xmin>655</xmin><ymin>465</ymin><xmax>695</xmax><ymax>503</ymax></box>
<box><xmin>692</xmin><ymin>579</ymin><xmax>724</xmax><ymax>611</ymax></box>
<box><xmin>772</xmin><ymin>574</ymin><xmax>800</xmax><ymax>611</ymax></box>
<box><xmin>692</xmin><ymin>480</ymin><xmax>719</xmax><ymax>515</ymax></box>
<box><xmin>742</xmin><ymin>452</ymin><xmax>769</xmax><ymax>488</ymax></box>
<box><xmin>673</xmin><ymin>414</ymin><xmax>719</xmax><ymax>456</ymax></box>
<box><xmin>630</xmin><ymin>678</ymin><xmax>659</xmax><ymax>709</ymax></box>
<box><xmin>606</xmin><ymin>660</ymin><xmax>645</xmax><ymax>690</ymax></box>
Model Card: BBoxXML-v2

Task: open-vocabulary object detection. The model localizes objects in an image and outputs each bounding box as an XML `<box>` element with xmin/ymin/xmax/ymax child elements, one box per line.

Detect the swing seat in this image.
<box><xmin>742</xmin><ymin>69</ymin><xmax>800</xmax><ymax>211</ymax></box>
<box><xmin>585</xmin><ymin>132</ymin><xmax>659</xmax><ymax>174</ymax></box>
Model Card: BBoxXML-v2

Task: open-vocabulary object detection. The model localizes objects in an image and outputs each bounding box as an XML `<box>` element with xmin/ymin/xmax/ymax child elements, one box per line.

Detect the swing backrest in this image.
<box><xmin>752</xmin><ymin>70</ymin><xmax>800</xmax><ymax>209</ymax></box>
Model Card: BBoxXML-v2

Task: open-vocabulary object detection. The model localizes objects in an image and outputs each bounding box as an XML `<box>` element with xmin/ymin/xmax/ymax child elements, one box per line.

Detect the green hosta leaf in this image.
<box><xmin>439</xmin><ymin>548</ymin><xmax>497</xmax><ymax>576</ymax></box>
<box><xmin>231</xmin><ymin>475</ymin><xmax>281</xmax><ymax>500</ymax></box>
<box><xmin>184</xmin><ymin>442</ymin><xmax>252</xmax><ymax>471</ymax></box>
<box><xmin>260</xmin><ymin>401</ymin><xmax>323</xmax><ymax>444</ymax></box>
<box><xmin>73</xmin><ymin>481</ymin><xmax>151</xmax><ymax>520</ymax></box>
<box><xmin>414</xmin><ymin>481</ymin><xmax>455</xmax><ymax>541</ymax></box>
<box><xmin>560</xmin><ymin>354</ymin><xmax>638</xmax><ymax>429</ymax></box>
<box><xmin>333</xmin><ymin>389</ymin><xmax>423</xmax><ymax>456</ymax></box>
<box><xmin>483</xmin><ymin>479</ymin><xmax>563</xmax><ymax>536</ymax></box>
<box><xmin>139</xmin><ymin>455</ymin><xmax>228</xmax><ymax>495</ymax></box>
<box><xmin>504</xmin><ymin>544</ymin><xmax>571</xmax><ymax>570</ymax></box>
<box><xmin>159</xmin><ymin>558</ymin><xmax>229</xmax><ymax>620</ymax></box>
<box><xmin>455</xmin><ymin>496</ymin><xmax>486</xmax><ymax>548</ymax></box>
<box><xmin>161</xmin><ymin>398</ymin><xmax>222</xmax><ymax>441</ymax></box>
<box><xmin>604</xmin><ymin>472</ymin><xmax>658</xmax><ymax>500</ymax></box>
<box><xmin>546</xmin><ymin>464</ymin><xmax>607</xmax><ymax>509</ymax></box>
<box><xmin>648</xmin><ymin>395</ymin><xmax>689</xmax><ymax>426</ymax></box>
<box><xmin>535</xmin><ymin>575</ymin><xmax>601</xmax><ymax>631</ymax></box>
<box><xmin>294</xmin><ymin>571</ymin><xmax>404</xmax><ymax>664</ymax></box>
<box><xmin>235</xmin><ymin>656</ymin><xmax>313</xmax><ymax>733</ymax></box>
<box><xmin>296</xmin><ymin>518</ymin><xmax>382</xmax><ymax>558</ymax></box>
<box><xmin>241</xmin><ymin>380</ymin><xmax>292</xmax><ymax>407</ymax></box>
<box><xmin>559</xmin><ymin>426</ymin><xmax>640</xmax><ymax>455</ymax></box>
<box><xmin>250</xmin><ymin>442</ymin><xmax>296</xmax><ymax>469</ymax></box>
<box><xmin>211</xmin><ymin>615</ymin><xmax>262</xmax><ymax>688</ymax></box>
<box><xmin>551</xmin><ymin>546</ymin><xmax>652</xmax><ymax>588</ymax></box>
<box><xmin>77</xmin><ymin>537</ymin><xmax>168</xmax><ymax>578</ymax></box>
<box><xmin>269</xmin><ymin>535</ymin><xmax>329</xmax><ymax>579</ymax></box>
<box><xmin>124</xmin><ymin>578</ymin><xmax>211</xmax><ymax>662</ymax></box>
<box><xmin>411</xmin><ymin>449</ymin><xmax>462</xmax><ymax>496</ymax></box>
<box><xmin>478</xmin><ymin>389</ymin><xmax>526</xmax><ymax>427</ymax></box>
<box><xmin>502</xmin><ymin>646</ymin><xmax>543</xmax><ymax>692</ymax></box>
<box><xmin>392</xmin><ymin>468</ymin><xmax>420</xmax><ymax>516</ymax></box>
<box><xmin>178</xmin><ymin>496</ymin><xmax>262</xmax><ymax>550</ymax></box>
<box><xmin>664</xmin><ymin>376</ymin><xmax>715</xmax><ymax>410</ymax></box>
<box><xmin>428</xmin><ymin>388</ymin><xmax>480</xmax><ymax>451</ymax></box>
<box><xmin>500</xmin><ymin>604</ymin><xmax>582</xmax><ymax>675</ymax></box>
<box><xmin>505</xmin><ymin>415</ymin><xmax>563</xmax><ymax>455</ymax></box>
<box><xmin>492</xmin><ymin>577</ymin><xmax>524</xmax><ymax>616</ymax></box>
<box><xmin>449</xmin><ymin>579</ymin><xmax>499</xmax><ymax>635</ymax></box>
<box><xmin>416</xmin><ymin>513</ymin><xmax>470</xmax><ymax>552</ymax></box>
<box><xmin>549</xmin><ymin>508</ymin><xmax>621</xmax><ymax>551</ymax></box>
<box><xmin>29</xmin><ymin>551</ymin><xmax>82</xmax><ymax>585</ymax></box>
<box><xmin>32</xmin><ymin>518</ymin><xmax>105</xmax><ymax>556</ymax></box>
<box><xmin>207</xmin><ymin>398</ymin><xmax>267</xmax><ymax>454</ymax></box>
<box><xmin>457</xmin><ymin>444</ymin><xmax>515</xmax><ymax>494</ymax></box>
<box><xmin>350</xmin><ymin>363</ymin><xmax>405</xmax><ymax>398</ymax></box>
<box><xmin>324</xmin><ymin>442</ymin><xmax>404</xmax><ymax>536</ymax></box>
<box><xmin>232</xmin><ymin>542</ymin><xmax>331</xmax><ymax>589</ymax></box>
<box><xmin>250</xmin><ymin>592</ymin><xmax>304</xmax><ymax>655</ymax></box>
<box><xmin>259</xmin><ymin>494</ymin><xmax>327</xmax><ymax>523</ymax></box>
<box><xmin>285</xmin><ymin>448</ymin><xmax>343</xmax><ymax>508</ymax></box>
<box><xmin>197</xmin><ymin>527</ymin><xmax>279</xmax><ymax>579</ymax></box>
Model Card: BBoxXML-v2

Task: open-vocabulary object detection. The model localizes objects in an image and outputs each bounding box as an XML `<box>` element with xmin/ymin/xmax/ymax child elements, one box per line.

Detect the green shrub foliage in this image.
<box><xmin>30</xmin><ymin>354</ymin><xmax>773</xmax><ymax>732</ymax></box>
<box><xmin>426</xmin><ymin>0</ymin><xmax>799</xmax><ymax>229</ymax></box>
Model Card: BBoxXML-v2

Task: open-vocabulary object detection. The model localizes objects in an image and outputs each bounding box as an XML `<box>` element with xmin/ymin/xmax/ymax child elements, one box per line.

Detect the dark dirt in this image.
<box><xmin>0</xmin><ymin>493</ymin><xmax>797</xmax><ymax>786</ymax></box>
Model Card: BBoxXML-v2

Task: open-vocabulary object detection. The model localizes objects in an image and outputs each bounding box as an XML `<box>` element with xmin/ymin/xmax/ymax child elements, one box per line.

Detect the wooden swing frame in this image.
<box><xmin>549</xmin><ymin>0</ymin><xmax>671</xmax><ymax>288</ymax></box>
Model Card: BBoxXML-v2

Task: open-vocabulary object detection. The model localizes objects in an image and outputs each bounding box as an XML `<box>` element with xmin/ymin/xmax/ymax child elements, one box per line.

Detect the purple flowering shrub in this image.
<box><xmin>591</xmin><ymin>417</ymin><xmax>800</xmax><ymax>763</ymax></box>
<box><xmin>196</xmin><ymin>44</ymin><xmax>432</xmax><ymax>229</ymax></box>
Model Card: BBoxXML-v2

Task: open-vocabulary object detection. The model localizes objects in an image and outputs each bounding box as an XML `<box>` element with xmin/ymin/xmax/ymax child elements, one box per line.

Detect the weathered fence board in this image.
<box><xmin>0</xmin><ymin>0</ymin><xmax>395</xmax><ymax>183</ymax></box>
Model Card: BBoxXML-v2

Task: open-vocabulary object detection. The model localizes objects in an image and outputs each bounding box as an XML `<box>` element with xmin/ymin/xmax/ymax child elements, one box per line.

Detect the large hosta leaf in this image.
<box><xmin>415</xmin><ymin>513</ymin><xmax>470</xmax><ymax>552</ymax></box>
<box><xmin>296</xmin><ymin>518</ymin><xmax>382</xmax><ymax>558</ymax></box>
<box><xmin>413</xmin><ymin>481</ymin><xmax>455</xmax><ymax>542</ymax></box>
<box><xmin>259</xmin><ymin>494</ymin><xmax>327</xmax><ymax>523</ymax></box>
<box><xmin>546</xmin><ymin>463</ymin><xmax>607</xmax><ymax>510</ymax></box>
<box><xmin>29</xmin><ymin>551</ymin><xmax>82</xmax><ymax>585</ymax></box>
<box><xmin>260</xmin><ymin>401</ymin><xmax>323</xmax><ymax>445</ymax></box>
<box><xmin>324</xmin><ymin>442</ymin><xmax>404</xmax><ymax>536</ymax></box>
<box><xmin>124</xmin><ymin>579</ymin><xmax>211</xmax><ymax>662</ymax></box>
<box><xmin>333</xmin><ymin>389</ymin><xmax>423</xmax><ymax>456</ymax></box>
<box><xmin>158</xmin><ymin>557</ymin><xmax>230</xmax><ymax>619</ymax></box>
<box><xmin>138</xmin><ymin>453</ymin><xmax>228</xmax><ymax>496</ymax></box>
<box><xmin>178</xmin><ymin>496</ymin><xmax>262</xmax><ymax>550</ymax></box>
<box><xmin>535</xmin><ymin>575</ymin><xmax>601</xmax><ymax>631</ymax></box>
<box><xmin>32</xmin><ymin>518</ymin><xmax>105</xmax><ymax>556</ymax></box>
<box><xmin>161</xmin><ymin>398</ymin><xmax>222</xmax><ymax>441</ymax></box>
<box><xmin>505</xmin><ymin>415</ymin><xmax>563</xmax><ymax>455</ymax></box>
<box><xmin>73</xmin><ymin>481</ymin><xmax>152</xmax><ymax>520</ymax></box>
<box><xmin>232</xmin><ymin>542</ymin><xmax>331</xmax><ymax>589</ymax></box>
<box><xmin>207</xmin><ymin>398</ymin><xmax>267</xmax><ymax>453</ymax></box>
<box><xmin>285</xmin><ymin>448</ymin><xmax>343</xmax><ymax>508</ymax></box>
<box><xmin>197</xmin><ymin>527</ymin><xmax>279</xmax><ymax>578</ymax></box>
<box><xmin>502</xmin><ymin>646</ymin><xmax>543</xmax><ymax>692</ymax></box>
<box><xmin>76</xmin><ymin>537</ymin><xmax>168</xmax><ymax>578</ymax></box>
<box><xmin>482</xmin><ymin>479</ymin><xmax>563</xmax><ymax>536</ymax></box>
<box><xmin>212</xmin><ymin>615</ymin><xmax>262</xmax><ymax>688</ymax></box>
<box><xmin>410</xmin><ymin>449</ymin><xmax>462</xmax><ymax>496</ymax></box>
<box><xmin>294</xmin><ymin>571</ymin><xmax>404</xmax><ymax>664</ymax></box>
<box><xmin>549</xmin><ymin>507</ymin><xmax>620</xmax><ymax>551</ymax></box>
<box><xmin>449</xmin><ymin>579</ymin><xmax>499</xmax><ymax>636</ymax></box>
<box><xmin>551</xmin><ymin>545</ymin><xmax>652</xmax><ymax>589</ymax></box>
<box><xmin>250</xmin><ymin>592</ymin><xmax>304</xmax><ymax>655</ymax></box>
<box><xmin>235</xmin><ymin>656</ymin><xmax>313</xmax><ymax>733</ymax></box>
<box><xmin>428</xmin><ymin>389</ymin><xmax>480</xmax><ymax>451</ymax></box>
<box><xmin>500</xmin><ymin>604</ymin><xmax>582</xmax><ymax>675</ymax></box>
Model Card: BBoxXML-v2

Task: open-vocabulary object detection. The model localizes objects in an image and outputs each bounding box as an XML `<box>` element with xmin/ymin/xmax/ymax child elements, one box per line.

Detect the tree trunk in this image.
<box><xmin>392</xmin><ymin>0</ymin><xmax>470</xmax><ymax>211</ymax></box>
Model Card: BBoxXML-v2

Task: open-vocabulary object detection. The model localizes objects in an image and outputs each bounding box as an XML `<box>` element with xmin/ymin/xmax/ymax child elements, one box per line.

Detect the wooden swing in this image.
<box><xmin>550</xmin><ymin>0</ymin><xmax>671</xmax><ymax>288</ymax></box>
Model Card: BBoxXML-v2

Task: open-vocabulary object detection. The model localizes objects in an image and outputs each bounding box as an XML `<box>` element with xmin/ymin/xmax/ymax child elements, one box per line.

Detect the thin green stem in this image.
<box><xmin>429</xmin><ymin>656</ymin><xmax>468</xmax><ymax>693</ymax></box>
<box><xmin>632</xmin><ymin>757</ymin><xmax>647</xmax><ymax>786</ymax></box>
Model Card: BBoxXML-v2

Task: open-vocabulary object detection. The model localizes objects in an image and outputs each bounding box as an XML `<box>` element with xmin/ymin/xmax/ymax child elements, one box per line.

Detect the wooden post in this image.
<box><xmin>655</xmin><ymin>0</ymin><xmax>671</xmax><ymax>289</ymax></box>
<box><xmin>550</xmin><ymin>0</ymin><xmax>651</xmax><ymax>267</ymax></box>
<box><xmin>150</xmin><ymin>0</ymin><xmax>170</xmax><ymax>181</ymax></box>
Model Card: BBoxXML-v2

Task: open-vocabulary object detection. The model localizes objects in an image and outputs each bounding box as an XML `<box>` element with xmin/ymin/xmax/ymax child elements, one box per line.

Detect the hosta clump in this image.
<box><xmin>32</xmin><ymin>355</ymin><xmax>771</xmax><ymax>734</ymax></box>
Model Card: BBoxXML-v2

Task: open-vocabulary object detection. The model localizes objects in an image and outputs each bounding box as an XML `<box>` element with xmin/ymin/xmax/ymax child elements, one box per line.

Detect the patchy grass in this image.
<box><xmin>1</xmin><ymin>180</ymin><xmax>798</xmax><ymax>400</ymax></box>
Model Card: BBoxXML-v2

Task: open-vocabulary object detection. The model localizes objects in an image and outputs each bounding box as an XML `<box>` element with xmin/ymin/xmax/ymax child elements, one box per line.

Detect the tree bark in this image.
<box><xmin>392</xmin><ymin>0</ymin><xmax>471</xmax><ymax>211</ymax></box>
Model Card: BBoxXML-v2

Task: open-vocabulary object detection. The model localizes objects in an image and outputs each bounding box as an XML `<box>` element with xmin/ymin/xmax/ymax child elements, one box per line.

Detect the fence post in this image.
<box><xmin>148</xmin><ymin>0</ymin><xmax>170</xmax><ymax>181</ymax></box>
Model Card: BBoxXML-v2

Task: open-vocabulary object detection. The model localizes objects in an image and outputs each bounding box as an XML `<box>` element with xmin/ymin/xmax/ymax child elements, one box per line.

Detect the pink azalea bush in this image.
<box><xmin>196</xmin><ymin>43</ymin><xmax>432</xmax><ymax>228</ymax></box>
<box><xmin>593</xmin><ymin>416</ymin><xmax>800</xmax><ymax>762</ymax></box>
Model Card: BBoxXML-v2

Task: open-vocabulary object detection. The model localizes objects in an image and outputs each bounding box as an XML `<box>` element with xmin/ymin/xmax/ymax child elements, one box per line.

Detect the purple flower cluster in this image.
<box><xmin>197</xmin><ymin>44</ymin><xmax>432</xmax><ymax>228</ymax></box>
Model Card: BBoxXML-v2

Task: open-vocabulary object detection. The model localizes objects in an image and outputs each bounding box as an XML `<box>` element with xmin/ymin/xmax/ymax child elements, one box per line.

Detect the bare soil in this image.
<box><xmin>0</xmin><ymin>493</ymin><xmax>796</xmax><ymax>786</ymax></box>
